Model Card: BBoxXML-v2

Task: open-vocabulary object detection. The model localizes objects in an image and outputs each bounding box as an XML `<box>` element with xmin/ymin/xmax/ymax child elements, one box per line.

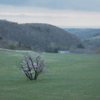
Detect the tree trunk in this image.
<box><xmin>34</xmin><ymin>71</ymin><xmax>38</xmax><ymax>80</ymax></box>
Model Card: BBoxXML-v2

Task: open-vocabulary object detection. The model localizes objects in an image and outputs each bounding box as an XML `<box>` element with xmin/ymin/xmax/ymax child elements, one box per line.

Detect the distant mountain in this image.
<box><xmin>0</xmin><ymin>20</ymin><xmax>81</xmax><ymax>51</ymax></box>
<box><xmin>64</xmin><ymin>28</ymin><xmax>100</xmax><ymax>47</ymax></box>
<box><xmin>64</xmin><ymin>28</ymin><xmax>100</xmax><ymax>40</ymax></box>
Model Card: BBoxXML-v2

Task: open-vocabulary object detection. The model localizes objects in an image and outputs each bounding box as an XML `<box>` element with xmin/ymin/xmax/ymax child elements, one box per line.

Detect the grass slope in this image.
<box><xmin>0</xmin><ymin>50</ymin><xmax>100</xmax><ymax>100</ymax></box>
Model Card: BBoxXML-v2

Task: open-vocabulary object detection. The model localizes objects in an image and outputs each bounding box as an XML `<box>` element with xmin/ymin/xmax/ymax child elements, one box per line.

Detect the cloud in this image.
<box><xmin>0</xmin><ymin>0</ymin><xmax>100</xmax><ymax>11</ymax></box>
<box><xmin>0</xmin><ymin>4</ymin><xmax>100</xmax><ymax>28</ymax></box>
<box><xmin>0</xmin><ymin>0</ymin><xmax>28</xmax><ymax>6</ymax></box>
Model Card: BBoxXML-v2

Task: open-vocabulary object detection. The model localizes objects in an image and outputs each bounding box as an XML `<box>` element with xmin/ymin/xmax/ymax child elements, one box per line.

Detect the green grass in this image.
<box><xmin>0</xmin><ymin>50</ymin><xmax>100</xmax><ymax>100</ymax></box>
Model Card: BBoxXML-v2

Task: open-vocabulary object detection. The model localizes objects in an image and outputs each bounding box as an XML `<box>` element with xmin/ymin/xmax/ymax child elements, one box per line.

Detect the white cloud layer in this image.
<box><xmin>0</xmin><ymin>4</ymin><xmax>100</xmax><ymax>28</ymax></box>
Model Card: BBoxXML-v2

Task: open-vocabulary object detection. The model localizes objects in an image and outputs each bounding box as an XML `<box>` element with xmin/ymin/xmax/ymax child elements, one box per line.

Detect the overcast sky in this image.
<box><xmin>0</xmin><ymin>0</ymin><xmax>100</xmax><ymax>28</ymax></box>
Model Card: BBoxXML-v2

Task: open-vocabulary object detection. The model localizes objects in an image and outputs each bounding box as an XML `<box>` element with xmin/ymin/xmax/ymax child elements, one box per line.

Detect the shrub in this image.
<box><xmin>9</xmin><ymin>44</ymin><xmax>16</xmax><ymax>50</ymax></box>
<box><xmin>97</xmin><ymin>49</ymin><xmax>100</xmax><ymax>54</ymax></box>
<box><xmin>77</xmin><ymin>43</ymin><xmax>85</xmax><ymax>49</ymax></box>
<box><xmin>20</xmin><ymin>53</ymin><xmax>49</xmax><ymax>80</ymax></box>
<box><xmin>0</xmin><ymin>36</ymin><xmax>3</xmax><ymax>40</ymax></box>
<box><xmin>0</xmin><ymin>34</ymin><xmax>3</xmax><ymax>40</ymax></box>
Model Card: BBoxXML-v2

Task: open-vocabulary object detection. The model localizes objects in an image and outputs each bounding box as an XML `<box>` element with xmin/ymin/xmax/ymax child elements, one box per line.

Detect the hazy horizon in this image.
<box><xmin>0</xmin><ymin>0</ymin><xmax>100</xmax><ymax>28</ymax></box>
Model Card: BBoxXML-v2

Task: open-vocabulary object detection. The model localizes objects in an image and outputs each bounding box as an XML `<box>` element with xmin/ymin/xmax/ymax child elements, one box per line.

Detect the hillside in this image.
<box><xmin>0</xmin><ymin>20</ymin><xmax>81</xmax><ymax>51</ymax></box>
<box><xmin>64</xmin><ymin>28</ymin><xmax>100</xmax><ymax>40</ymax></box>
<box><xmin>64</xmin><ymin>28</ymin><xmax>100</xmax><ymax>47</ymax></box>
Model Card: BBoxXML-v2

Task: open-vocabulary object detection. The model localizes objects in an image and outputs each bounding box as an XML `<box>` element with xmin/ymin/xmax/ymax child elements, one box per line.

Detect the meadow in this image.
<box><xmin>0</xmin><ymin>50</ymin><xmax>100</xmax><ymax>100</ymax></box>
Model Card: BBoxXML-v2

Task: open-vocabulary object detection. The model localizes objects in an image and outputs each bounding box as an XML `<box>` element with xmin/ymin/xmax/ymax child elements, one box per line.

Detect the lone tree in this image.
<box><xmin>77</xmin><ymin>43</ymin><xmax>85</xmax><ymax>49</ymax></box>
<box><xmin>20</xmin><ymin>53</ymin><xmax>49</xmax><ymax>80</ymax></box>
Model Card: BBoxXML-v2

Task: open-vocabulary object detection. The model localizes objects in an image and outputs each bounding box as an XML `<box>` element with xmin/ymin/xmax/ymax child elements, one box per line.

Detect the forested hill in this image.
<box><xmin>64</xmin><ymin>28</ymin><xmax>100</xmax><ymax>40</ymax></box>
<box><xmin>64</xmin><ymin>28</ymin><xmax>100</xmax><ymax>47</ymax></box>
<box><xmin>0</xmin><ymin>20</ymin><xmax>81</xmax><ymax>51</ymax></box>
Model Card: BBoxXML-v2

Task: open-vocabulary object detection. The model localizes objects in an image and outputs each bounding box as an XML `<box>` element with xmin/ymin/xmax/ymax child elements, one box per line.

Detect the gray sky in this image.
<box><xmin>0</xmin><ymin>0</ymin><xmax>100</xmax><ymax>28</ymax></box>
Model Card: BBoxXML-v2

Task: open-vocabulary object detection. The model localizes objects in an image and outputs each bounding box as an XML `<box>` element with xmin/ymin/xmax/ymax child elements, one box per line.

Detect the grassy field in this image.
<box><xmin>0</xmin><ymin>50</ymin><xmax>100</xmax><ymax>100</ymax></box>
